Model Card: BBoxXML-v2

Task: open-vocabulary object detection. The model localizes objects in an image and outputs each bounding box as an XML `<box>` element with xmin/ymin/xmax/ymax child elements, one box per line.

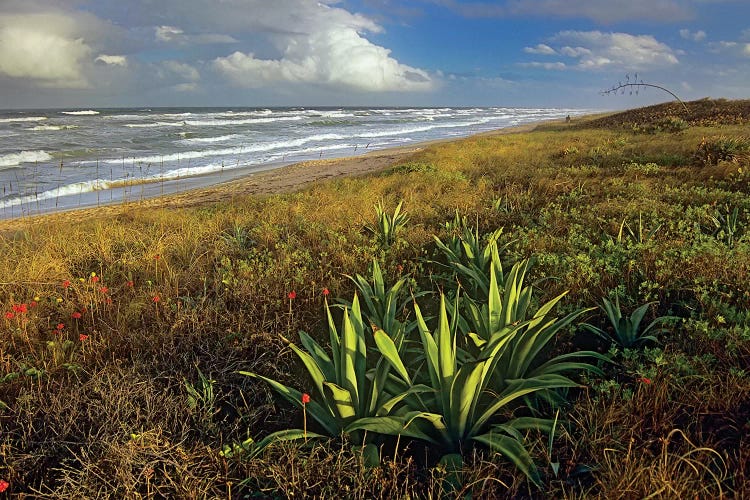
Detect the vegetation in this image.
<box><xmin>0</xmin><ymin>99</ymin><xmax>749</xmax><ymax>497</ymax></box>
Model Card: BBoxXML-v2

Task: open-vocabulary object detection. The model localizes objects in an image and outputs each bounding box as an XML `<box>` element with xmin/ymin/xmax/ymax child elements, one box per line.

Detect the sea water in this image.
<box><xmin>0</xmin><ymin>106</ymin><xmax>586</xmax><ymax>218</ymax></box>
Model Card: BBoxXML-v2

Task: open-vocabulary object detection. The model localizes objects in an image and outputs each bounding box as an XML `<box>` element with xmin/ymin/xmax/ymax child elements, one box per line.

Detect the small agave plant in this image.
<box><xmin>240</xmin><ymin>294</ymin><xmax>410</xmax><ymax>446</ymax></box>
<box><xmin>581</xmin><ymin>296</ymin><xmax>675</xmax><ymax>348</ymax></box>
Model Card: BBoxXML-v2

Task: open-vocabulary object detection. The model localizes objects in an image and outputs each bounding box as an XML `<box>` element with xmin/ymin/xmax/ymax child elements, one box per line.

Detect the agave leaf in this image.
<box><xmin>414</xmin><ymin>301</ymin><xmax>440</xmax><ymax>388</ymax></box>
<box><xmin>288</xmin><ymin>343</ymin><xmax>328</xmax><ymax>400</ymax></box>
<box><xmin>449</xmin><ymin>359</ymin><xmax>486</xmax><ymax>439</ymax></box>
<box><xmin>473</xmin><ymin>428</ymin><xmax>541</xmax><ymax>487</ymax></box>
<box><xmin>239</xmin><ymin>371</ymin><xmax>340</xmax><ymax>436</ymax></box>
<box><xmin>323</xmin><ymin>382</ymin><xmax>356</xmax><ymax>421</ymax></box>
<box><xmin>299</xmin><ymin>331</ymin><xmax>335</xmax><ymax>382</ymax></box>
<box><xmin>347</xmin><ymin>412</ymin><xmax>442</xmax><ymax>444</ymax></box>
<box><xmin>374</xmin><ymin>330</ymin><xmax>411</xmax><ymax>384</ymax></box>
<box><xmin>470</xmin><ymin>374</ymin><xmax>578</xmax><ymax>436</ymax></box>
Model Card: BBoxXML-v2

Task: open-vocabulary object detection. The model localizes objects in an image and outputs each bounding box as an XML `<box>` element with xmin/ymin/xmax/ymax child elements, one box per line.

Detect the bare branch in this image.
<box><xmin>601</xmin><ymin>78</ymin><xmax>689</xmax><ymax>114</ymax></box>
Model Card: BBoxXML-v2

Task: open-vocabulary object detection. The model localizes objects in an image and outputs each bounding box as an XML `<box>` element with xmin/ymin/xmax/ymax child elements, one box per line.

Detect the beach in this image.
<box><xmin>0</xmin><ymin>119</ymin><xmax>552</xmax><ymax>234</ymax></box>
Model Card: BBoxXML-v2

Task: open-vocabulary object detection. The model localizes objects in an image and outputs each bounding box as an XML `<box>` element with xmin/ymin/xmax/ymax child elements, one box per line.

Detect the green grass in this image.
<box><xmin>0</xmin><ymin>99</ymin><xmax>749</xmax><ymax>497</ymax></box>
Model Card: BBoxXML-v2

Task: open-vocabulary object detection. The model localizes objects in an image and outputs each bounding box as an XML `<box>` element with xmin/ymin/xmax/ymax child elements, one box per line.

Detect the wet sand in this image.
<box><xmin>0</xmin><ymin>119</ymin><xmax>564</xmax><ymax>234</ymax></box>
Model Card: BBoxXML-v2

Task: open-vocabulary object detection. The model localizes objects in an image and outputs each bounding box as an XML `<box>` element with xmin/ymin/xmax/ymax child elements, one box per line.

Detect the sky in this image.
<box><xmin>0</xmin><ymin>0</ymin><xmax>748</xmax><ymax>109</ymax></box>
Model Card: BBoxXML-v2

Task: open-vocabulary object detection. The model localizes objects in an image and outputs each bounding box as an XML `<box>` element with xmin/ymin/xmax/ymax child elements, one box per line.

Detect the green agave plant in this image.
<box><xmin>342</xmin><ymin>259</ymin><xmax>428</xmax><ymax>341</ymax></box>
<box><xmin>456</xmin><ymin>261</ymin><xmax>606</xmax><ymax>397</ymax></box>
<box><xmin>581</xmin><ymin>296</ymin><xmax>674</xmax><ymax>348</ymax></box>
<box><xmin>366</xmin><ymin>200</ymin><xmax>409</xmax><ymax>248</ymax></box>
<box><xmin>433</xmin><ymin>214</ymin><xmax>510</xmax><ymax>301</ymax></box>
<box><xmin>350</xmin><ymin>292</ymin><xmax>597</xmax><ymax>487</ymax></box>
<box><xmin>240</xmin><ymin>294</ymin><xmax>410</xmax><ymax>442</ymax></box>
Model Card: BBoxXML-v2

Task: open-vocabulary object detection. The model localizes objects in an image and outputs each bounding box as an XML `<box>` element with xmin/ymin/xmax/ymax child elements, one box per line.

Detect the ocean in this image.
<box><xmin>0</xmin><ymin>106</ymin><xmax>586</xmax><ymax>218</ymax></box>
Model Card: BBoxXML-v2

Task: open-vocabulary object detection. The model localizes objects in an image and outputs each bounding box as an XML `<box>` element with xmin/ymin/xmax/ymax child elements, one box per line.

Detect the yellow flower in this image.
<box><xmin>56</xmin><ymin>297</ymin><xmax>63</xmax><ymax>303</ymax></box>
<box><xmin>79</xmin><ymin>277</ymin><xmax>85</xmax><ymax>283</ymax></box>
<box><xmin>90</xmin><ymin>272</ymin><xmax>97</xmax><ymax>278</ymax></box>
<box><xmin>33</xmin><ymin>296</ymin><xmax>40</xmax><ymax>302</ymax></box>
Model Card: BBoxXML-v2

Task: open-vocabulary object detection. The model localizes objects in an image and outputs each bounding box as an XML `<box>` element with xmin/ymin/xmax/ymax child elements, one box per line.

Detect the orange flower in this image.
<box><xmin>4</xmin><ymin>312</ymin><xmax>13</xmax><ymax>320</ymax></box>
<box><xmin>71</xmin><ymin>311</ymin><xmax>82</xmax><ymax>319</ymax></box>
<box><xmin>126</xmin><ymin>280</ymin><xmax>134</xmax><ymax>287</ymax></box>
<box><xmin>56</xmin><ymin>323</ymin><xmax>65</xmax><ymax>330</ymax></box>
<box><xmin>0</xmin><ymin>479</ymin><xmax>9</xmax><ymax>493</ymax></box>
<box><xmin>322</xmin><ymin>288</ymin><xmax>330</xmax><ymax>296</ymax></box>
<box><xmin>91</xmin><ymin>276</ymin><xmax>100</xmax><ymax>283</ymax></box>
<box><xmin>79</xmin><ymin>334</ymin><xmax>89</xmax><ymax>341</ymax></box>
<box><xmin>152</xmin><ymin>295</ymin><xmax>160</xmax><ymax>303</ymax></box>
<box><xmin>639</xmin><ymin>377</ymin><xmax>652</xmax><ymax>384</ymax></box>
<box><xmin>301</xmin><ymin>393</ymin><xmax>311</xmax><ymax>404</ymax></box>
<box><xmin>99</xmin><ymin>286</ymin><xmax>109</xmax><ymax>293</ymax></box>
<box><xmin>62</xmin><ymin>280</ymin><xmax>71</xmax><ymax>289</ymax></box>
<box><xmin>288</xmin><ymin>291</ymin><xmax>297</xmax><ymax>300</ymax></box>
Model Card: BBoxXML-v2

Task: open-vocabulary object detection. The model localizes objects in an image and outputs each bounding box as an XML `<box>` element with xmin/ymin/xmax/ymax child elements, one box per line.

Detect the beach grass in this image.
<box><xmin>0</xmin><ymin>99</ymin><xmax>749</xmax><ymax>497</ymax></box>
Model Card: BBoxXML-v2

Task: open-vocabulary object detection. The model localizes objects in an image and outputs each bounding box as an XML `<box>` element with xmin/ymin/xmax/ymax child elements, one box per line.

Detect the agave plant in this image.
<box><xmin>342</xmin><ymin>259</ymin><xmax>428</xmax><ymax>340</ymax></box>
<box><xmin>240</xmin><ymin>294</ymin><xmax>408</xmax><ymax>442</ymax></box>
<box><xmin>351</xmin><ymin>290</ymin><xmax>600</xmax><ymax>486</ymax></box>
<box><xmin>433</xmin><ymin>214</ymin><xmax>510</xmax><ymax>301</ymax></box>
<box><xmin>366</xmin><ymin>200</ymin><xmax>409</xmax><ymax>248</ymax></box>
<box><xmin>581</xmin><ymin>296</ymin><xmax>674</xmax><ymax>348</ymax></box>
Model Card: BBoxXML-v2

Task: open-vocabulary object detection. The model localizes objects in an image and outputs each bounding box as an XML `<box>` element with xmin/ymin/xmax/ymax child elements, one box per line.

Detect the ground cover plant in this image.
<box><xmin>0</xmin><ymin>99</ymin><xmax>749</xmax><ymax>497</ymax></box>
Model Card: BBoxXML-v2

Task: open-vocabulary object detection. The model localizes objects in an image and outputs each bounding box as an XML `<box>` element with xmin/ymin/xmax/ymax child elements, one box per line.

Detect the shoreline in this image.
<box><xmin>0</xmin><ymin>117</ymin><xmax>582</xmax><ymax>234</ymax></box>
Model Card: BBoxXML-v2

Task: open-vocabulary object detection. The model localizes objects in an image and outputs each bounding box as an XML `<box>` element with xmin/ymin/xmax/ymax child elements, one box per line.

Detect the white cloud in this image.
<box><xmin>0</xmin><ymin>13</ymin><xmax>91</xmax><ymax>87</ymax></box>
<box><xmin>550</xmin><ymin>31</ymin><xmax>679</xmax><ymax>70</ymax></box>
<box><xmin>213</xmin><ymin>2</ymin><xmax>433</xmax><ymax>92</ymax></box>
<box><xmin>96</xmin><ymin>54</ymin><xmax>128</xmax><ymax>67</ymax></box>
<box><xmin>161</xmin><ymin>61</ymin><xmax>200</xmax><ymax>81</ymax></box>
<box><xmin>560</xmin><ymin>46</ymin><xmax>592</xmax><ymax>57</ymax></box>
<box><xmin>524</xmin><ymin>43</ymin><xmax>556</xmax><ymax>55</ymax></box>
<box><xmin>155</xmin><ymin>25</ymin><xmax>237</xmax><ymax>45</ymax></box>
<box><xmin>156</xmin><ymin>25</ymin><xmax>183</xmax><ymax>42</ymax></box>
<box><xmin>173</xmin><ymin>82</ymin><xmax>199</xmax><ymax>92</ymax></box>
<box><xmin>680</xmin><ymin>29</ymin><xmax>707</xmax><ymax>42</ymax></box>
<box><xmin>744</xmin><ymin>44</ymin><xmax>750</xmax><ymax>56</ymax></box>
<box><xmin>520</xmin><ymin>61</ymin><xmax>567</xmax><ymax>70</ymax></box>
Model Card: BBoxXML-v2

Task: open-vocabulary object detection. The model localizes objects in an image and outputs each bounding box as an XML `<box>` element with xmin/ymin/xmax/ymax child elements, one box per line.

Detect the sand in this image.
<box><xmin>0</xmin><ymin>120</ymin><xmax>557</xmax><ymax>235</ymax></box>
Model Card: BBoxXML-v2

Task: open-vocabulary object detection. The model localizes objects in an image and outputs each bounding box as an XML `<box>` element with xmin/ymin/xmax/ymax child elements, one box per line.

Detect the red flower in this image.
<box><xmin>91</xmin><ymin>276</ymin><xmax>100</xmax><ymax>283</ymax></box>
<box><xmin>152</xmin><ymin>295</ymin><xmax>160</xmax><ymax>303</ymax></box>
<box><xmin>126</xmin><ymin>280</ymin><xmax>134</xmax><ymax>287</ymax></box>
<box><xmin>301</xmin><ymin>393</ymin><xmax>311</xmax><ymax>404</ymax></box>
<box><xmin>4</xmin><ymin>312</ymin><xmax>14</xmax><ymax>320</ymax></box>
<box><xmin>154</xmin><ymin>254</ymin><xmax>160</xmax><ymax>260</ymax></box>
<box><xmin>79</xmin><ymin>334</ymin><xmax>89</xmax><ymax>341</ymax></box>
<box><xmin>105</xmin><ymin>298</ymin><xmax>113</xmax><ymax>305</ymax></box>
<box><xmin>62</xmin><ymin>280</ymin><xmax>71</xmax><ymax>289</ymax></box>
<box><xmin>639</xmin><ymin>377</ymin><xmax>652</xmax><ymax>385</ymax></box>
<box><xmin>322</xmin><ymin>288</ymin><xmax>330</xmax><ymax>296</ymax></box>
<box><xmin>56</xmin><ymin>323</ymin><xmax>65</xmax><ymax>330</ymax></box>
<box><xmin>288</xmin><ymin>291</ymin><xmax>297</xmax><ymax>300</ymax></box>
<box><xmin>99</xmin><ymin>286</ymin><xmax>109</xmax><ymax>294</ymax></box>
<box><xmin>12</xmin><ymin>304</ymin><xmax>27</xmax><ymax>314</ymax></box>
<box><xmin>30</xmin><ymin>301</ymin><xmax>38</xmax><ymax>308</ymax></box>
<box><xmin>71</xmin><ymin>311</ymin><xmax>82</xmax><ymax>319</ymax></box>
<box><xmin>0</xmin><ymin>479</ymin><xmax>9</xmax><ymax>493</ymax></box>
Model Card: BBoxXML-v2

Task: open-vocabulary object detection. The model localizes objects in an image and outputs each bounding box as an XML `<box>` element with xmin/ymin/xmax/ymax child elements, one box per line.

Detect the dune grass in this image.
<box><xmin>1</xmin><ymin>99</ymin><xmax>749</xmax><ymax>497</ymax></box>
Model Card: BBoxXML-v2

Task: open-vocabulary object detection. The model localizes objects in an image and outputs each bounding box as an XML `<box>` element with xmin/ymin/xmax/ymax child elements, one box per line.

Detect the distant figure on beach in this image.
<box><xmin>566</xmin><ymin>115</ymin><xmax>571</xmax><ymax>123</ymax></box>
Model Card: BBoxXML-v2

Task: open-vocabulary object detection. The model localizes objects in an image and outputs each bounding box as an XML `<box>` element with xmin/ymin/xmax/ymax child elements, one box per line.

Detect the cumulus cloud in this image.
<box><xmin>96</xmin><ymin>54</ymin><xmax>128</xmax><ymax>66</ymax></box>
<box><xmin>213</xmin><ymin>2</ymin><xmax>433</xmax><ymax>92</ymax></box>
<box><xmin>524</xmin><ymin>44</ymin><xmax>556</xmax><ymax>55</ymax></box>
<box><xmin>680</xmin><ymin>29</ymin><xmax>707</xmax><ymax>42</ymax></box>
<box><xmin>0</xmin><ymin>12</ymin><xmax>92</xmax><ymax>87</ymax></box>
<box><xmin>550</xmin><ymin>31</ymin><xmax>679</xmax><ymax>70</ymax></box>
<box><xmin>161</xmin><ymin>61</ymin><xmax>201</xmax><ymax>81</ymax></box>
<box><xmin>155</xmin><ymin>25</ymin><xmax>237</xmax><ymax>44</ymax></box>
<box><xmin>520</xmin><ymin>61</ymin><xmax>567</xmax><ymax>70</ymax></box>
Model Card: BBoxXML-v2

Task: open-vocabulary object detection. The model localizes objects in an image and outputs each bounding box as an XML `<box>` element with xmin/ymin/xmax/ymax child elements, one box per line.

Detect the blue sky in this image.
<box><xmin>1</xmin><ymin>0</ymin><xmax>748</xmax><ymax>109</ymax></box>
